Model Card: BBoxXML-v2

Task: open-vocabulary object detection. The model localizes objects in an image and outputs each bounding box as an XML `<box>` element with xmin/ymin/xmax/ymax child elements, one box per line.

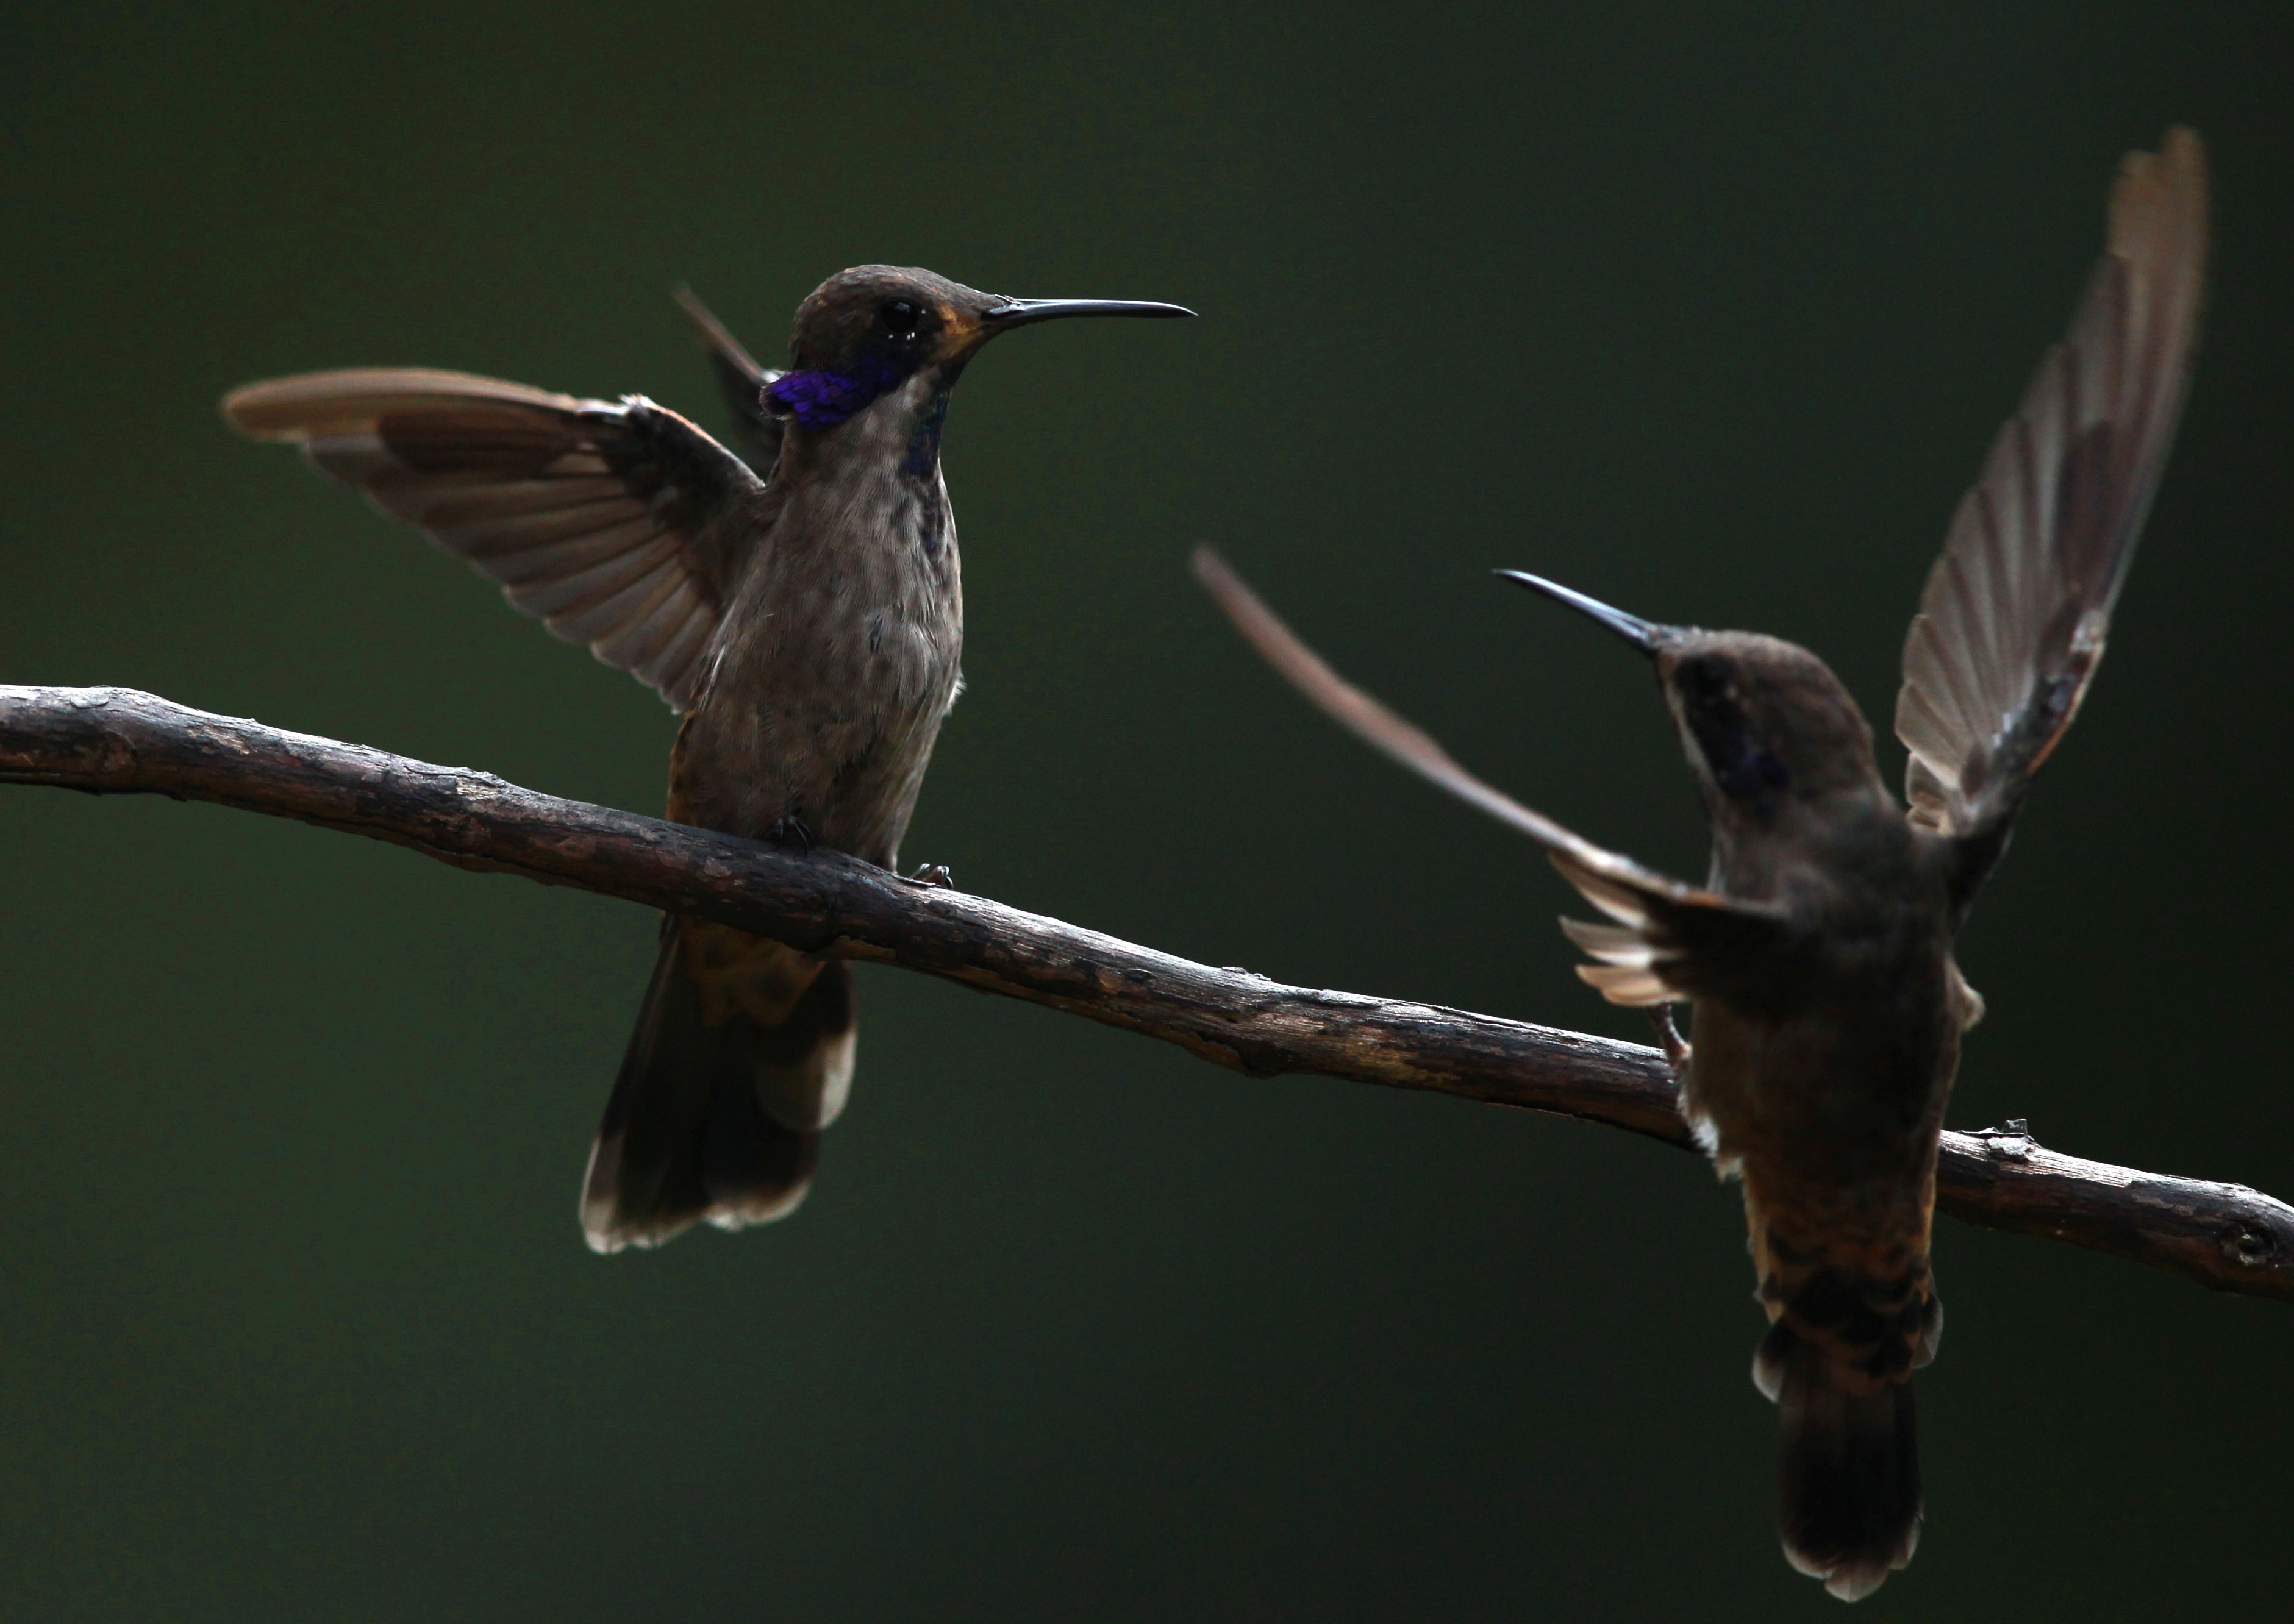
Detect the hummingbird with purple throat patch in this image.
<box><xmin>224</xmin><ymin>267</ymin><xmax>1192</xmax><ymax>1252</ymax></box>
<box><xmin>1198</xmin><ymin>130</ymin><xmax>2204</xmax><ymax>1598</ymax></box>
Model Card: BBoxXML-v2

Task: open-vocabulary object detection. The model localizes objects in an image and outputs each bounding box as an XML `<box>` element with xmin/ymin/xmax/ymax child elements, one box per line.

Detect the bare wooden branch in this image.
<box><xmin>4</xmin><ymin>683</ymin><xmax>2289</xmax><ymax>1303</ymax></box>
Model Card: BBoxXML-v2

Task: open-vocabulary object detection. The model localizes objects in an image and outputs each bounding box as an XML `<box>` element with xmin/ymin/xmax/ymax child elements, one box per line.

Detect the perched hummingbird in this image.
<box><xmin>224</xmin><ymin>267</ymin><xmax>1193</xmax><ymax>1251</ymax></box>
<box><xmin>1197</xmin><ymin>130</ymin><xmax>2206</xmax><ymax>1599</ymax></box>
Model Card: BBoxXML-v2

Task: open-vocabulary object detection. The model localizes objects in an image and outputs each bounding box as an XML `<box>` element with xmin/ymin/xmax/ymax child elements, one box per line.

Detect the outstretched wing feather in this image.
<box><xmin>223</xmin><ymin>369</ymin><xmax>771</xmax><ymax>711</ymax></box>
<box><xmin>1193</xmin><ymin>546</ymin><xmax>1788</xmax><ymax>1007</ymax></box>
<box><xmin>1895</xmin><ymin>129</ymin><xmax>2206</xmax><ymax>873</ymax></box>
<box><xmin>672</xmin><ymin>286</ymin><xmax>788</xmax><ymax>477</ymax></box>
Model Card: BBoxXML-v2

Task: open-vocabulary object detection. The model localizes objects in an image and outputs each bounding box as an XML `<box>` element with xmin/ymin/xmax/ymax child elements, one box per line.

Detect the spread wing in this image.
<box><xmin>672</xmin><ymin>286</ymin><xmax>787</xmax><ymax>476</ymax></box>
<box><xmin>1193</xmin><ymin>546</ymin><xmax>1788</xmax><ymax>1007</ymax></box>
<box><xmin>223</xmin><ymin>369</ymin><xmax>774</xmax><ymax>711</ymax></box>
<box><xmin>1895</xmin><ymin>129</ymin><xmax>2207</xmax><ymax>896</ymax></box>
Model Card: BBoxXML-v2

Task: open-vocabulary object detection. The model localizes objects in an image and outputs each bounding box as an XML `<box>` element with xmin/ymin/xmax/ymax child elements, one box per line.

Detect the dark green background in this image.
<box><xmin>4</xmin><ymin>3</ymin><xmax>2290</xmax><ymax>1617</ymax></box>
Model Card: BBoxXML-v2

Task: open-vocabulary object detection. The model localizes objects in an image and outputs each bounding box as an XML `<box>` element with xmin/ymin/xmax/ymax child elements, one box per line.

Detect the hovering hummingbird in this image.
<box><xmin>1197</xmin><ymin>130</ymin><xmax>2206</xmax><ymax>1599</ymax></box>
<box><xmin>224</xmin><ymin>267</ymin><xmax>1193</xmax><ymax>1251</ymax></box>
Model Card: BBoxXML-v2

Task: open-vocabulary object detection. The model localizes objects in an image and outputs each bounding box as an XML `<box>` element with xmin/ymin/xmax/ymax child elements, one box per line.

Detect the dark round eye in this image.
<box><xmin>879</xmin><ymin>298</ymin><xmax>923</xmax><ymax>340</ymax></box>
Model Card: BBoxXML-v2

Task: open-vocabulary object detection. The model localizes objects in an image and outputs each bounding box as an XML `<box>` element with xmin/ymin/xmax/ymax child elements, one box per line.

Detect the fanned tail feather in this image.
<box><xmin>1760</xmin><ymin>1323</ymin><xmax>1924</xmax><ymax>1603</ymax></box>
<box><xmin>582</xmin><ymin>917</ymin><xmax>856</xmax><ymax>1252</ymax></box>
<box><xmin>1749</xmin><ymin>1205</ymin><xmax>1942</xmax><ymax>1602</ymax></box>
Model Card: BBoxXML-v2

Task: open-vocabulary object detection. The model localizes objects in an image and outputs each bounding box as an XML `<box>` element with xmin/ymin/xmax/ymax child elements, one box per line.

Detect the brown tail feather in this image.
<box><xmin>1748</xmin><ymin>1211</ymin><xmax>1941</xmax><ymax>1602</ymax></box>
<box><xmin>1759</xmin><ymin>1319</ymin><xmax>1923</xmax><ymax>1602</ymax></box>
<box><xmin>581</xmin><ymin>918</ymin><xmax>856</xmax><ymax>1252</ymax></box>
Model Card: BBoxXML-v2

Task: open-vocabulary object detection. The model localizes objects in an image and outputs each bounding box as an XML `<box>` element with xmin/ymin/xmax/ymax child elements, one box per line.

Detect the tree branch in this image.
<box><xmin>4</xmin><ymin>683</ymin><xmax>2289</xmax><ymax>1303</ymax></box>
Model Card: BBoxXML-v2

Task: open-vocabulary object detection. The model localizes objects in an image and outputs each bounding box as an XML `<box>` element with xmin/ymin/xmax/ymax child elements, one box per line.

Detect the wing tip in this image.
<box><xmin>218</xmin><ymin>368</ymin><xmax>587</xmax><ymax>442</ymax></box>
<box><xmin>671</xmin><ymin>285</ymin><xmax>771</xmax><ymax>385</ymax></box>
<box><xmin>2112</xmin><ymin>126</ymin><xmax>2210</xmax><ymax>276</ymax></box>
<box><xmin>219</xmin><ymin>376</ymin><xmax>312</xmax><ymax>441</ymax></box>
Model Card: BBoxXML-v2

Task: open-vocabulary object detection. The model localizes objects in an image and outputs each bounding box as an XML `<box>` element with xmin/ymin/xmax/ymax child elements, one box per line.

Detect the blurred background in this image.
<box><xmin>3</xmin><ymin>2</ymin><xmax>2290</xmax><ymax>1617</ymax></box>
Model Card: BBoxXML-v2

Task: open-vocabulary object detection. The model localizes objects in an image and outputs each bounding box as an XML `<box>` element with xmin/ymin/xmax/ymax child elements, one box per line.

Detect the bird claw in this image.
<box><xmin>766</xmin><ymin>816</ymin><xmax>816</xmax><ymax>853</ymax></box>
<box><xmin>1649</xmin><ymin>1005</ymin><xmax>1692</xmax><ymax>1075</ymax></box>
<box><xmin>902</xmin><ymin>863</ymin><xmax>954</xmax><ymax>889</ymax></box>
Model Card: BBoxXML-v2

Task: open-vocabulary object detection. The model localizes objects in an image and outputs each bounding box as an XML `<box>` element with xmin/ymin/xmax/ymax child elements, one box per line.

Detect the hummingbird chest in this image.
<box><xmin>669</xmin><ymin>469</ymin><xmax>964</xmax><ymax>867</ymax></box>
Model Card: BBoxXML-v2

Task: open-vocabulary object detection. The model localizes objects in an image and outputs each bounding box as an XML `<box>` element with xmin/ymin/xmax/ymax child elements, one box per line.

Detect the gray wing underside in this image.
<box><xmin>223</xmin><ymin>368</ymin><xmax>772</xmax><ymax>711</ymax></box>
<box><xmin>1193</xmin><ymin>547</ymin><xmax>1788</xmax><ymax>1008</ymax></box>
<box><xmin>1895</xmin><ymin>129</ymin><xmax>2207</xmax><ymax>888</ymax></box>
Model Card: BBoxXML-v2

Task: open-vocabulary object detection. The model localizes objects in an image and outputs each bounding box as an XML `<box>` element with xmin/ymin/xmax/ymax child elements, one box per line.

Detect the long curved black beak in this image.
<box><xmin>981</xmin><ymin>297</ymin><xmax>1197</xmax><ymax>329</ymax></box>
<box><xmin>1496</xmin><ymin>569</ymin><xmax>1663</xmax><ymax>658</ymax></box>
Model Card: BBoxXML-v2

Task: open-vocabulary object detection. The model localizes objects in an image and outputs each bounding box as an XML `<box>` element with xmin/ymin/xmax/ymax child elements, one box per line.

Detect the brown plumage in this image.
<box><xmin>1198</xmin><ymin>130</ymin><xmax>2206</xmax><ymax>1598</ymax></box>
<box><xmin>224</xmin><ymin>268</ymin><xmax>1190</xmax><ymax>1250</ymax></box>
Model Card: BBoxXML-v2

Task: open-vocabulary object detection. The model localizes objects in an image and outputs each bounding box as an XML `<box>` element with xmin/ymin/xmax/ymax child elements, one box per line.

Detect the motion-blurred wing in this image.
<box><xmin>1193</xmin><ymin>546</ymin><xmax>1787</xmax><ymax>1006</ymax></box>
<box><xmin>673</xmin><ymin>286</ymin><xmax>787</xmax><ymax>476</ymax></box>
<box><xmin>1895</xmin><ymin>129</ymin><xmax>2207</xmax><ymax>891</ymax></box>
<box><xmin>224</xmin><ymin>369</ymin><xmax>773</xmax><ymax>711</ymax></box>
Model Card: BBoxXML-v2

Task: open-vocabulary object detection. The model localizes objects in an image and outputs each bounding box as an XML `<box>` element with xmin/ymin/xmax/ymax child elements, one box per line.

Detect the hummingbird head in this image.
<box><xmin>1497</xmin><ymin>571</ymin><xmax>1882</xmax><ymax>827</ymax></box>
<box><xmin>765</xmin><ymin>265</ymin><xmax>1192</xmax><ymax>436</ymax></box>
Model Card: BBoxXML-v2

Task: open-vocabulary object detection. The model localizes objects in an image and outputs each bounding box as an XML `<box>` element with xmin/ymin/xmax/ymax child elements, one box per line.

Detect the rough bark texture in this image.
<box><xmin>4</xmin><ymin>683</ymin><xmax>2289</xmax><ymax>1303</ymax></box>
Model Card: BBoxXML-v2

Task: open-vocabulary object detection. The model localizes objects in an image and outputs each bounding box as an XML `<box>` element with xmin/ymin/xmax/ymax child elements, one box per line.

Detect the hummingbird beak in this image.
<box><xmin>978</xmin><ymin>297</ymin><xmax>1198</xmax><ymax>329</ymax></box>
<box><xmin>1496</xmin><ymin>570</ymin><xmax>1665</xmax><ymax>658</ymax></box>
